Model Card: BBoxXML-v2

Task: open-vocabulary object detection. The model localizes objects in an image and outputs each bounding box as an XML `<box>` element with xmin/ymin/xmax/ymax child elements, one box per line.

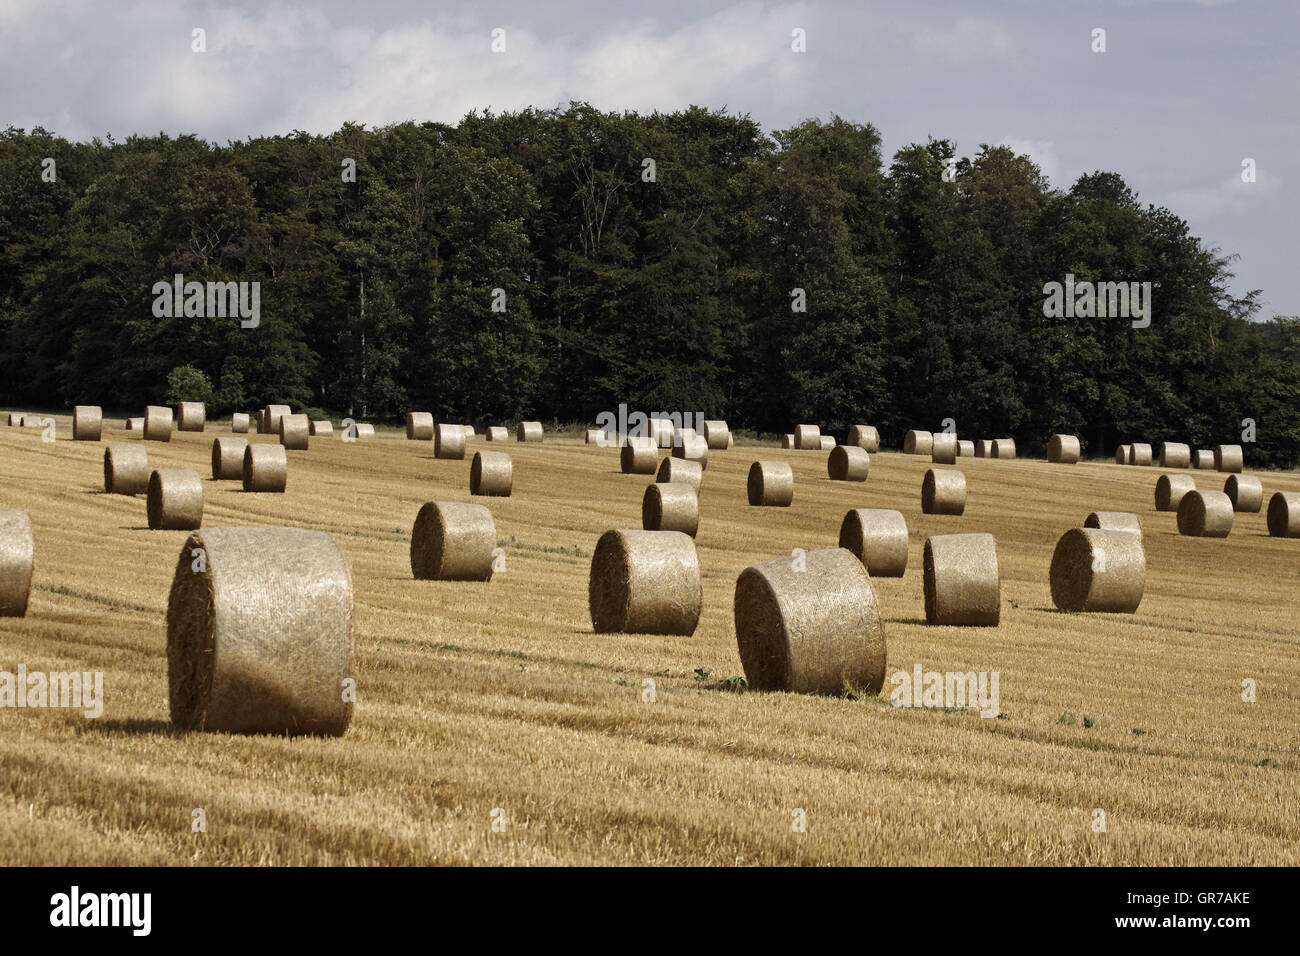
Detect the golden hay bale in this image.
<box><xmin>1193</xmin><ymin>449</ymin><xmax>1214</xmax><ymax>469</ymax></box>
<box><xmin>827</xmin><ymin>445</ymin><xmax>869</xmax><ymax>481</ymax></box>
<box><xmin>470</xmin><ymin>450</ymin><xmax>512</xmax><ymax>497</ymax></box>
<box><xmin>748</xmin><ymin>461</ymin><xmax>794</xmax><ymax>506</ymax></box>
<box><xmin>922</xmin><ymin>468</ymin><xmax>966</xmax><ymax>515</ymax></box>
<box><xmin>992</xmin><ymin>438</ymin><xmax>1017</xmax><ymax>459</ymax></box>
<box><xmin>264</xmin><ymin>405</ymin><xmax>291</xmax><ymax>435</ymax></box>
<box><xmin>279</xmin><ymin>413</ymin><xmax>310</xmax><ymax>451</ymax></box>
<box><xmin>1154</xmin><ymin>474</ymin><xmax>1196</xmax><ymax>512</ymax></box>
<box><xmin>621</xmin><ymin>436</ymin><xmax>659</xmax><ymax>474</ymax></box>
<box><xmin>838</xmin><ymin>508</ymin><xmax>908</xmax><ymax>577</ymax></box>
<box><xmin>1130</xmin><ymin>442</ymin><xmax>1153</xmax><ymax>466</ymax></box>
<box><xmin>1176</xmin><ymin>490</ymin><xmax>1234</xmax><ymax>538</ymax></box>
<box><xmin>0</xmin><ymin>508</ymin><xmax>34</xmax><ymax>617</ymax></box>
<box><xmin>672</xmin><ymin>434</ymin><xmax>709</xmax><ymax>469</ymax></box>
<box><xmin>19</xmin><ymin>414</ymin><xmax>42</xmax><ymax>427</ymax></box>
<box><xmin>242</xmin><ymin>443</ymin><xmax>287</xmax><ymax>493</ymax></box>
<box><xmin>1115</xmin><ymin>444</ymin><xmax>1132</xmax><ymax>465</ymax></box>
<box><xmin>310</xmin><ymin>420</ymin><xmax>332</xmax><ymax>436</ymax></box>
<box><xmin>485</xmin><ymin>426</ymin><xmax>508</xmax><ymax>442</ymax></box>
<box><xmin>1267</xmin><ymin>492</ymin><xmax>1300</xmax><ymax>537</ymax></box>
<box><xmin>975</xmin><ymin>439</ymin><xmax>993</xmax><ymax>458</ymax></box>
<box><xmin>931</xmin><ymin>433</ymin><xmax>958</xmax><ymax>464</ymax></box>
<box><xmin>957</xmin><ymin>440</ymin><xmax>975</xmax><ymax>457</ymax></box>
<box><xmin>1215</xmin><ymin>444</ymin><xmax>1243</xmax><ymax>473</ymax></box>
<box><xmin>657</xmin><ymin>456</ymin><xmax>702</xmax><ymax>490</ymax></box>
<box><xmin>211</xmin><ymin>437</ymin><xmax>248</xmax><ymax>480</ymax></box>
<box><xmin>781</xmin><ymin>434</ymin><xmax>795</xmax><ymax>449</ymax></box>
<box><xmin>733</xmin><ymin>547</ymin><xmax>886</xmax><ymax>695</ymax></box>
<box><xmin>72</xmin><ymin>405</ymin><xmax>102</xmax><ymax>441</ymax></box>
<box><xmin>1049</xmin><ymin>528</ymin><xmax>1145</xmax><ymax>613</ymax></box>
<box><xmin>517</xmin><ymin>421</ymin><xmax>543</xmax><ymax>443</ymax></box>
<box><xmin>642</xmin><ymin>482</ymin><xmax>698</xmax><ymax>537</ymax></box>
<box><xmin>923</xmin><ymin>533</ymin><xmax>1000</xmax><ymax>626</ymax></box>
<box><xmin>676</xmin><ymin>426</ymin><xmax>697</xmax><ymax>444</ymax></box>
<box><xmin>703</xmin><ymin>420</ymin><xmax>730</xmax><ymax>450</ymax></box>
<box><xmin>143</xmin><ymin>405</ymin><xmax>173</xmax><ymax>443</ymax></box>
<box><xmin>147</xmin><ymin>469</ymin><xmax>203</xmax><ymax>530</ymax></box>
<box><xmin>847</xmin><ymin>425</ymin><xmax>880</xmax><ymax>452</ymax></box>
<box><xmin>166</xmin><ymin>527</ymin><xmax>353</xmax><ymax>736</ymax></box>
<box><xmin>463</xmin><ymin>425</ymin><xmax>476</xmax><ymax>438</ymax></box>
<box><xmin>435</xmin><ymin>423</ymin><xmax>466</xmax><ymax>460</ymax></box>
<box><xmin>1159</xmin><ymin>442</ymin><xmax>1191</xmax><ymax>468</ymax></box>
<box><xmin>411</xmin><ymin>502</ymin><xmax>496</xmax><ymax>581</ymax></box>
<box><xmin>645</xmin><ymin>418</ymin><xmax>673</xmax><ymax>448</ymax></box>
<box><xmin>176</xmin><ymin>402</ymin><xmax>206</xmax><ymax>432</ymax></box>
<box><xmin>585</xmin><ymin>429</ymin><xmax>605</xmax><ymax>444</ymax></box>
<box><xmin>104</xmin><ymin>444</ymin><xmax>149</xmax><ymax>495</ymax></box>
<box><xmin>818</xmin><ymin>435</ymin><xmax>835</xmax><ymax>450</ymax></box>
<box><xmin>1224</xmin><ymin>474</ymin><xmax>1263</xmax><ymax>513</ymax></box>
<box><xmin>794</xmin><ymin>424</ymin><xmax>821</xmax><ymax>450</ymax></box>
<box><xmin>903</xmin><ymin>429</ymin><xmax>933</xmax><ymax>455</ymax></box>
<box><xmin>1047</xmin><ymin>434</ymin><xmax>1080</xmax><ymax>464</ymax></box>
<box><xmin>1084</xmin><ymin>511</ymin><xmax>1142</xmax><ymax>538</ymax></box>
<box><xmin>588</xmin><ymin>529</ymin><xmax>701</xmax><ymax>635</ymax></box>
<box><xmin>4</xmin><ymin>412</ymin><xmax>19</xmax><ymax>426</ymax></box>
<box><xmin>353</xmin><ymin>423</ymin><xmax>375</xmax><ymax>439</ymax></box>
<box><xmin>231</xmin><ymin>413</ymin><xmax>250</xmax><ymax>433</ymax></box>
<box><xmin>406</xmin><ymin>412</ymin><xmax>434</xmax><ymax>440</ymax></box>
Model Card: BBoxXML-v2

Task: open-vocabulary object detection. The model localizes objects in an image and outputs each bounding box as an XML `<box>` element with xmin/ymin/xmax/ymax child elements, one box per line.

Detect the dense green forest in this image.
<box><xmin>2</xmin><ymin>105</ymin><xmax>1297</xmax><ymax>464</ymax></box>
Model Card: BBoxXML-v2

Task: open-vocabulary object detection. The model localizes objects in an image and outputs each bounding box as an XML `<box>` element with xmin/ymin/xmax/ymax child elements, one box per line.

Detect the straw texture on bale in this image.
<box><xmin>781</xmin><ymin>434</ymin><xmax>795</xmax><ymax>449</ymax></box>
<box><xmin>463</xmin><ymin>425</ymin><xmax>476</xmax><ymax>438</ymax></box>
<box><xmin>147</xmin><ymin>469</ymin><xmax>203</xmax><ymax>530</ymax></box>
<box><xmin>4</xmin><ymin>413</ymin><xmax>18</xmax><ymax>426</ymax></box>
<box><xmin>794</xmin><ymin>424</ymin><xmax>821</xmax><ymax>450</ymax></box>
<box><xmin>818</xmin><ymin>436</ymin><xmax>835</xmax><ymax>450</ymax></box>
<box><xmin>1224</xmin><ymin>474</ymin><xmax>1263</xmax><ymax>513</ymax></box>
<box><xmin>588</xmin><ymin>529</ymin><xmax>701</xmax><ymax>635</ymax></box>
<box><xmin>922</xmin><ymin>468</ymin><xmax>967</xmax><ymax>515</ymax></box>
<box><xmin>470</xmin><ymin>450</ymin><xmax>512</xmax><ymax>497</ymax></box>
<box><xmin>733</xmin><ymin>548</ymin><xmax>886</xmax><ymax>695</ymax></box>
<box><xmin>1215</xmin><ymin>444</ymin><xmax>1244</xmax><ymax>473</ymax></box>
<box><xmin>676</xmin><ymin>427</ymin><xmax>697</xmax><ymax>443</ymax></box>
<box><xmin>903</xmin><ymin>429</ymin><xmax>933</xmax><ymax>455</ymax></box>
<box><xmin>279</xmin><ymin>413</ymin><xmax>310</xmax><ymax>450</ymax></box>
<box><xmin>517</xmin><ymin>421</ymin><xmax>543</xmax><ymax>443</ymax></box>
<box><xmin>1130</xmin><ymin>443</ymin><xmax>1153</xmax><ymax>466</ymax></box>
<box><xmin>975</xmin><ymin>440</ymin><xmax>993</xmax><ymax>458</ymax></box>
<box><xmin>838</xmin><ymin>508</ymin><xmax>908</xmax><ymax>577</ymax></box>
<box><xmin>166</xmin><ymin>527</ymin><xmax>353</xmax><ymax>736</ymax></box>
<box><xmin>585</xmin><ymin>429</ymin><xmax>605</xmax><ymax>444</ymax></box>
<box><xmin>847</xmin><ymin>425</ymin><xmax>880</xmax><ymax>452</ymax></box>
<box><xmin>20</xmin><ymin>414</ymin><xmax>41</xmax><ymax>427</ymax></box>
<box><xmin>923</xmin><ymin>533</ymin><xmax>1000</xmax><ymax>626</ymax></box>
<box><xmin>748</xmin><ymin>461</ymin><xmax>794</xmax><ymax>507</ymax></box>
<box><xmin>232</xmin><ymin>413</ymin><xmax>251</xmax><ymax>434</ymax></box>
<box><xmin>0</xmin><ymin>508</ymin><xmax>34</xmax><ymax>617</ymax></box>
<box><xmin>104</xmin><ymin>444</ymin><xmax>148</xmax><ymax>495</ymax></box>
<box><xmin>644</xmin><ymin>418</ymin><xmax>672</xmax><ymax>448</ymax></box>
<box><xmin>1049</xmin><ymin>528</ymin><xmax>1145</xmax><ymax>613</ymax></box>
<box><xmin>931</xmin><ymin>433</ymin><xmax>958</xmax><ymax>465</ymax></box>
<box><xmin>1159</xmin><ymin>442</ymin><xmax>1192</xmax><ymax>468</ymax></box>
<box><xmin>1115</xmin><ymin>444</ymin><xmax>1132</xmax><ymax>465</ymax></box>
<box><xmin>435</xmin><ymin>423</ymin><xmax>466</xmax><ymax>460</ymax></box>
<box><xmin>176</xmin><ymin>402</ymin><xmax>206</xmax><ymax>432</ymax></box>
<box><xmin>703</xmin><ymin>420</ymin><xmax>730</xmax><ymax>450</ymax></box>
<box><xmin>1154</xmin><ymin>474</ymin><xmax>1196</xmax><ymax>512</ymax></box>
<box><xmin>72</xmin><ymin>405</ymin><xmax>102</xmax><ymax>441</ymax></box>
<box><xmin>657</xmin><ymin>456</ymin><xmax>702</xmax><ymax>490</ymax></box>
<box><xmin>406</xmin><ymin>412</ymin><xmax>434</xmax><ymax>441</ymax></box>
<box><xmin>242</xmin><ymin>443</ymin><xmax>287</xmax><ymax>493</ymax></box>
<box><xmin>1084</xmin><ymin>511</ymin><xmax>1142</xmax><ymax>537</ymax></box>
<box><xmin>352</xmin><ymin>423</ymin><xmax>375</xmax><ymax>439</ymax></box>
<box><xmin>827</xmin><ymin>445</ymin><xmax>869</xmax><ymax>482</ymax></box>
<box><xmin>992</xmin><ymin>438</ymin><xmax>1016</xmax><ymax>459</ymax></box>
<box><xmin>642</xmin><ymin>482</ymin><xmax>698</xmax><ymax>537</ymax></box>
<box><xmin>410</xmin><ymin>501</ymin><xmax>496</xmax><ymax>581</ymax></box>
<box><xmin>1266</xmin><ymin>492</ymin><xmax>1300</xmax><ymax>537</ymax></box>
<box><xmin>1194</xmin><ymin>449</ymin><xmax>1214</xmax><ymax>469</ymax></box>
<box><xmin>310</xmin><ymin>420</ymin><xmax>332</xmax><ymax>436</ymax></box>
<box><xmin>264</xmin><ymin>405</ymin><xmax>291</xmax><ymax>435</ymax></box>
<box><xmin>211</xmin><ymin>437</ymin><xmax>248</xmax><ymax>480</ymax></box>
<box><xmin>485</xmin><ymin>426</ymin><xmax>508</xmax><ymax>442</ymax></box>
<box><xmin>621</xmin><ymin>437</ymin><xmax>658</xmax><ymax>475</ymax></box>
<box><xmin>957</xmin><ymin>440</ymin><xmax>975</xmax><ymax>457</ymax></box>
<box><xmin>1047</xmin><ymin>434</ymin><xmax>1080</xmax><ymax>464</ymax></box>
<box><xmin>143</xmin><ymin>405</ymin><xmax>173</xmax><ymax>443</ymax></box>
<box><xmin>673</xmin><ymin>434</ymin><xmax>709</xmax><ymax>469</ymax></box>
<box><xmin>1176</xmin><ymin>490</ymin><xmax>1234</xmax><ymax>538</ymax></box>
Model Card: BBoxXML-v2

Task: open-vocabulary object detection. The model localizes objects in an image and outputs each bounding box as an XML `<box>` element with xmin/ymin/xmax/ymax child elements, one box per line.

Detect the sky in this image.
<box><xmin>1</xmin><ymin>0</ymin><xmax>1294</xmax><ymax>316</ymax></box>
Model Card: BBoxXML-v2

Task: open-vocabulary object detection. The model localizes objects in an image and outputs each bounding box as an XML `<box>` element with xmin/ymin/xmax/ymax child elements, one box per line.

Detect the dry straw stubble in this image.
<box><xmin>838</xmin><ymin>508</ymin><xmax>908</xmax><ymax>577</ymax></box>
<box><xmin>410</xmin><ymin>502</ymin><xmax>497</xmax><ymax>581</ymax></box>
<box><xmin>211</xmin><ymin>437</ymin><xmax>248</xmax><ymax>480</ymax></box>
<box><xmin>748</xmin><ymin>461</ymin><xmax>794</xmax><ymax>506</ymax></box>
<box><xmin>0</xmin><ymin>508</ymin><xmax>34</xmax><ymax>617</ymax></box>
<box><xmin>147</xmin><ymin>469</ymin><xmax>203</xmax><ymax>530</ymax></box>
<box><xmin>470</xmin><ymin>450</ymin><xmax>512</xmax><ymax>497</ymax></box>
<box><xmin>243</xmin><ymin>443</ymin><xmax>287</xmax><ymax>493</ymax></box>
<box><xmin>72</xmin><ymin>406</ymin><xmax>102</xmax><ymax>441</ymax></box>
<box><xmin>1050</xmin><ymin>528</ymin><xmax>1145</xmax><ymax>613</ymax></box>
<box><xmin>923</xmin><ymin>533</ymin><xmax>1000</xmax><ymax>626</ymax></box>
<box><xmin>588</xmin><ymin>529</ymin><xmax>701</xmax><ymax>635</ymax></box>
<box><xmin>827</xmin><ymin>445</ymin><xmax>869</xmax><ymax>481</ymax></box>
<box><xmin>104</xmin><ymin>444</ymin><xmax>149</xmax><ymax>495</ymax></box>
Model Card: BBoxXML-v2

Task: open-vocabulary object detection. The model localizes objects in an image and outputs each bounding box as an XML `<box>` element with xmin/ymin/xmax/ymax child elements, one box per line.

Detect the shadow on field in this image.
<box><xmin>82</xmin><ymin>718</ymin><xmax>178</xmax><ymax>738</ymax></box>
<box><xmin>884</xmin><ymin>616</ymin><xmax>927</xmax><ymax>626</ymax></box>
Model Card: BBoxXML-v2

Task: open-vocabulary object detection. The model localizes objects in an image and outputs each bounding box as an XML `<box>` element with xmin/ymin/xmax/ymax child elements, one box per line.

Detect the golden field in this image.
<box><xmin>0</xmin><ymin>415</ymin><xmax>1297</xmax><ymax>866</ymax></box>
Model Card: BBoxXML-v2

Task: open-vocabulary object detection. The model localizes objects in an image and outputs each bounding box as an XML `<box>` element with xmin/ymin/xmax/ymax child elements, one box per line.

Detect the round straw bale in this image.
<box><xmin>517</xmin><ymin>421</ymin><xmax>543</xmax><ymax>443</ymax></box>
<box><xmin>4</xmin><ymin>412</ymin><xmax>18</xmax><ymax>426</ymax></box>
<box><xmin>1049</xmin><ymin>528</ymin><xmax>1145</xmax><ymax>613</ymax></box>
<box><xmin>279</xmin><ymin>413</ymin><xmax>310</xmax><ymax>451</ymax></box>
<box><xmin>931</xmin><ymin>433</ymin><xmax>958</xmax><ymax>464</ymax></box>
<box><xmin>1224</xmin><ymin>474</ymin><xmax>1263</xmax><ymax>513</ymax></box>
<box><xmin>957</xmin><ymin>440</ymin><xmax>975</xmax><ymax>457</ymax></box>
<box><xmin>231</xmin><ymin>413</ymin><xmax>250</xmax><ymax>433</ymax></box>
<box><xmin>1215</xmin><ymin>444</ymin><xmax>1243</xmax><ymax>473</ymax></box>
<box><xmin>1194</xmin><ymin>449</ymin><xmax>1214</xmax><ymax>469</ymax></box>
<box><xmin>470</xmin><ymin>450</ymin><xmax>512</xmax><ymax>497</ymax></box>
<box><xmin>703</xmin><ymin>420</ymin><xmax>730</xmax><ymax>450</ymax></box>
<box><xmin>818</xmin><ymin>435</ymin><xmax>836</xmax><ymax>450</ymax></box>
<box><xmin>794</xmin><ymin>424</ymin><xmax>821</xmax><ymax>450</ymax></box>
<box><xmin>411</xmin><ymin>501</ymin><xmax>496</xmax><ymax>581</ymax></box>
<box><xmin>748</xmin><ymin>461</ymin><xmax>794</xmax><ymax>506</ymax></box>
<box><xmin>310</xmin><ymin>420</ymin><xmax>332</xmax><ymax>436</ymax></box>
<box><xmin>781</xmin><ymin>434</ymin><xmax>795</xmax><ymax>449</ymax></box>
<box><xmin>975</xmin><ymin>439</ymin><xmax>992</xmax><ymax>458</ymax></box>
<box><xmin>675</xmin><ymin>426</ymin><xmax>697</xmax><ymax>444</ymax></box>
<box><xmin>673</xmin><ymin>434</ymin><xmax>709</xmax><ymax>469</ymax></box>
<box><xmin>838</xmin><ymin>508</ymin><xmax>908</xmax><ymax>577</ymax></box>
<box><xmin>435</xmin><ymin>423</ymin><xmax>466</xmax><ymax>460</ymax></box>
<box><xmin>1115</xmin><ymin>444</ymin><xmax>1132</xmax><ymax>464</ymax></box>
<box><xmin>642</xmin><ymin>482</ymin><xmax>698</xmax><ymax>536</ymax></box>
<box><xmin>72</xmin><ymin>405</ymin><xmax>102</xmax><ymax>441</ymax></box>
<box><xmin>585</xmin><ymin>429</ymin><xmax>605</xmax><ymax>444</ymax></box>
<box><xmin>211</xmin><ymin>437</ymin><xmax>248</xmax><ymax>480</ymax></box>
<box><xmin>1084</xmin><ymin>511</ymin><xmax>1142</xmax><ymax>538</ymax></box>
<box><xmin>588</xmin><ymin>529</ymin><xmax>701</xmax><ymax>635</ymax></box>
<box><xmin>485</xmin><ymin>426</ymin><xmax>508</xmax><ymax>442</ymax></box>
<box><xmin>406</xmin><ymin>412</ymin><xmax>434</xmax><ymax>440</ymax></box>
<box><xmin>176</xmin><ymin>402</ymin><xmax>206</xmax><ymax>432</ymax></box>
<box><xmin>1267</xmin><ymin>492</ymin><xmax>1300</xmax><ymax>537</ymax></box>
<box><xmin>143</xmin><ymin>405</ymin><xmax>173</xmax><ymax>442</ymax></box>
<box><xmin>242</xmin><ymin>443</ymin><xmax>287</xmax><ymax>493</ymax></box>
<box><xmin>827</xmin><ymin>445</ymin><xmax>869</xmax><ymax>481</ymax></box>
<box><xmin>125</xmin><ymin>417</ymin><xmax>144</xmax><ymax>433</ymax></box>
<box><xmin>0</xmin><ymin>508</ymin><xmax>34</xmax><ymax>617</ymax></box>
<box><xmin>657</xmin><ymin>456</ymin><xmax>702</xmax><ymax>490</ymax></box>
<box><xmin>1159</xmin><ymin>442</ymin><xmax>1191</xmax><ymax>468</ymax></box>
<box><xmin>903</xmin><ymin>429</ymin><xmax>933</xmax><ymax>455</ymax></box>
<box><xmin>733</xmin><ymin>548</ymin><xmax>886</xmax><ymax>694</ymax></box>
<box><xmin>20</xmin><ymin>414</ymin><xmax>41</xmax><ymax>428</ymax></box>
<box><xmin>923</xmin><ymin>533</ymin><xmax>1000</xmax><ymax>626</ymax></box>
<box><xmin>1047</xmin><ymin>434</ymin><xmax>1080</xmax><ymax>464</ymax></box>
<box><xmin>104</xmin><ymin>444</ymin><xmax>149</xmax><ymax>495</ymax></box>
<box><xmin>1130</xmin><ymin>442</ymin><xmax>1153</xmax><ymax>466</ymax></box>
<box><xmin>1176</xmin><ymin>490</ymin><xmax>1234</xmax><ymax>538</ymax></box>
<box><xmin>992</xmin><ymin>438</ymin><xmax>1016</xmax><ymax>459</ymax></box>
<box><xmin>922</xmin><ymin>468</ymin><xmax>967</xmax><ymax>515</ymax></box>
<box><xmin>264</xmin><ymin>405</ymin><xmax>291</xmax><ymax>435</ymax></box>
<box><xmin>166</xmin><ymin>527</ymin><xmax>353</xmax><ymax>736</ymax></box>
<box><xmin>353</xmin><ymin>423</ymin><xmax>375</xmax><ymax>439</ymax></box>
<box><xmin>1154</xmin><ymin>474</ymin><xmax>1196</xmax><ymax>512</ymax></box>
<box><xmin>463</xmin><ymin>425</ymin><xmax>476</xmax><ymax>438</ymax></box>
<box><xmin>147</xmin><ymin>469</ymin><xmax>203</xmax><ymax>530</ymax></box>
<box><xmin>847</xmin><ymin>425</ymin><xmax>880</xmax><ymax>452</ymax></box>
<box><xmin>621</xmin><ymin>437</ymin><xmax>658</xmax><ymax>474</ymax></box>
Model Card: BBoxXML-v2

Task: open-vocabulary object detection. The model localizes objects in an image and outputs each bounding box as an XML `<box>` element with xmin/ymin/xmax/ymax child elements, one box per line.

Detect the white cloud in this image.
<box><xmin>1154</xmin><ymin>169</ymin><xmax>1281</xmax><ymax>221</ymax></box>
<box><xmin>909</xmin><ymin>18</ymin><xmax>1014</xmax><ymax>65</ymax></box>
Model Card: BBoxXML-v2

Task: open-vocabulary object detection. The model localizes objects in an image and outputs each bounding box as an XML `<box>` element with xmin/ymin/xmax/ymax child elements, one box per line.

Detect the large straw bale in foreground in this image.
<box><xmin>588</xmin><ymin>529</ymin><xmax>701</xmax><ymax>635</ymax></box>
<box><xmin>923</xmin><ymin>533</ymin><xmax>1000</xmax><ymax>626</ymax></box>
